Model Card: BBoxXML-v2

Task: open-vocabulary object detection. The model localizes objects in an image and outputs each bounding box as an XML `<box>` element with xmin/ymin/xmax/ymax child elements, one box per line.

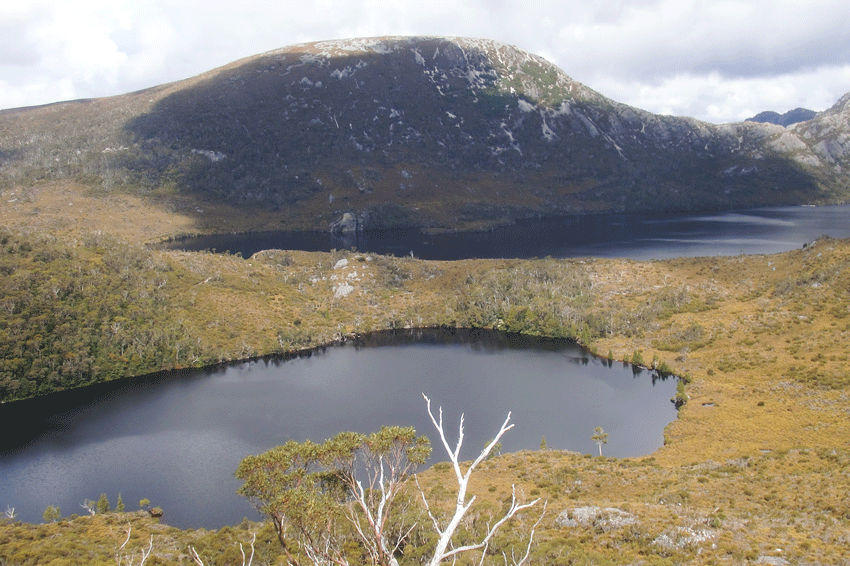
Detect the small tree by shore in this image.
<box><xmin>592</xmin><ymin>427</ymin><xmax>609</xmax><ymax>456</ymax></box>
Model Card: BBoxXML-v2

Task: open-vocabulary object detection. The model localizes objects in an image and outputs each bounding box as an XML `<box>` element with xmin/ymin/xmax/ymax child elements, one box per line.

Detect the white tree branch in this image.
<box><xmin>239</xmin><ymin>533</ymin><xmax>256</xmax><ymax>566</ymax></box>
<box><xmin>116</xmin><ymin>523</ymin><xmax>131</xmax><ymax>565</ymax></box>
<box><xmin>415</xmin><ymin>474</ymin><xmax>442</xmax><ymax>534</ymax></box>
<box><xmin>511</xmin><ymin>500</ymin><xmax>547</xmax><ymax>566</ymax></box>
<box><xmin>437</xmin><ymin>485</ymin><xmax>540</xmax><ymax>563</ymax></box>
<box><xmin>421</xmin><ymin>395</ymin><xmax>538</xmax><ymax>566</ymax></box>
<box><xmin>189</xmin><ymin>546</ymin><xmax>205</xmax><ymax>566</ymax></box>
<box><xmin>139</xmin><ymin>536</ymin><xmax>153</xmax><ymax>566</ymax></box>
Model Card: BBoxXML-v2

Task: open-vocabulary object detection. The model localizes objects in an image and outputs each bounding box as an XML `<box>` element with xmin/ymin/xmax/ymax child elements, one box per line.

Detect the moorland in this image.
<box><xmin>2</xmin><ymin>37</ymin><xmax>849</xmax><ymax>565</ymax></box>
<box><xmin>1</xmin><ymin>180</ymin><xmax>849</xmax><ymax>565</ymax></box>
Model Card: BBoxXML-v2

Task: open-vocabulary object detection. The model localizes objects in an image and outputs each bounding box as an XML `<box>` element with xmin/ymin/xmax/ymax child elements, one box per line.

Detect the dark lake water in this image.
<box><xmin>0</xmin><ymin>329</ymin><xmax>676</xmax><ymax>529</ymax></box>
<box><xmin>159</xmin><ymin>205</ymin><xmax>850</xmax><ymax>260</ymax></box>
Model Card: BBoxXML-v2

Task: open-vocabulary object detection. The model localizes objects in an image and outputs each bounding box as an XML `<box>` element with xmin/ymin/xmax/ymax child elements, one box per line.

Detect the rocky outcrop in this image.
<box><xmin>558</xmin><ymin>506</ymin><xmax>720</xmax><ymax>553</ymax></box>
<box><xmin>556</xmin><ymin>506</ymin><xmax>636</xmax><ymax>531</ymax></box>
<box><xmin>790</xmin><ymin>93</ymin><xmax>850</xmax><ymax>174</ymax></box>
<box><xmin>652</xmin><ymin>526</ymin><xmax>716</xmax><ymax>551</ymax></box>
<box><xmin>329</xmin><ymin>254</ymin><xmax>373</xmax><ymax>300</ymax></box>
<box><xmin>329</xmin><ymin>212</ymin><xmax>360</xmax><ymax>235</ymax></box>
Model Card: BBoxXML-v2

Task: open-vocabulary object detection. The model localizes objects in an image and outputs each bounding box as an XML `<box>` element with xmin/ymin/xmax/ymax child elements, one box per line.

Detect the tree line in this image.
<box><xmin>0</xmin><ymin>230</ymin><xmax>196</xmax><ymax>401</ymax></box>
<box><xmin>1</xmin><ymin>229</ymin><xmax>689</xmax><ymax>405</ymax></box>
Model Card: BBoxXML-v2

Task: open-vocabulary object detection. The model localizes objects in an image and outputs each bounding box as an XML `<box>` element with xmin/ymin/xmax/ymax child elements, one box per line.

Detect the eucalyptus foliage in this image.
<box><xmin>236</xmin><ymin>426</ymin><xmax>430</xmax><ymax>566</ymax></box>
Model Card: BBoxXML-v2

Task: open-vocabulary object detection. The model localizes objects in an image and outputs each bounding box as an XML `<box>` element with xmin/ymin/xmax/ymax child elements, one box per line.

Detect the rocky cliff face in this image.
<box><xmin>787</xmin><ymin>94</ymin><xmax>850</xmax><ymax>177</ymax></box>
<box><xmin>2</xmin><ymin>37</ymin><xmax>848</xmax><ymax>232</ymax></box>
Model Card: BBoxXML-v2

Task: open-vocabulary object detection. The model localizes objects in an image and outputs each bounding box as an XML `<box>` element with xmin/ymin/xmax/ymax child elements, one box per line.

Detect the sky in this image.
<box><xmin>2</xmin><ymin>0</ymin><xmax>849</xmax><ymax>123</ymax></box>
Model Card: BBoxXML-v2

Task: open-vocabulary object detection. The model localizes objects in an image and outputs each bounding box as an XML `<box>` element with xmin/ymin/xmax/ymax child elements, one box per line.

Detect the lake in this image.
<box><xmin>158</xmin><ymin>205</ymin><xmax>850</xmax><ymax>260</ymax></box>
<box><xmin>6</xmin><ymin>204</ymin><xmax>847</xmax><ymax>530</ymax></box>
<box><xmin>0</xmin><ymin>329</ymin><xmax>676</xmax><ymax>529</ymax></box>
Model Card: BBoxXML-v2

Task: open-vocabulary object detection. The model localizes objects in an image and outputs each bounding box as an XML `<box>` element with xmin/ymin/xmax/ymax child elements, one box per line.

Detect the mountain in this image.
<box><xmin>746</xmin><ymin>108</ymin><xmax>817</xmax><ymax>127</ymax></box>
<box><xmin>2</xmin><ymin>37</ymin><xmax>849</xmax><ymax>233</ymax></box>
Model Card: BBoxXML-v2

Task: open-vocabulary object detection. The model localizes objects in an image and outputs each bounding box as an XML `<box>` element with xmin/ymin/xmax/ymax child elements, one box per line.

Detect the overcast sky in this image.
<box><xmin>2</xmin><ymin>0</ymin><xmax>849</xmax><ymax>123</ymax></box>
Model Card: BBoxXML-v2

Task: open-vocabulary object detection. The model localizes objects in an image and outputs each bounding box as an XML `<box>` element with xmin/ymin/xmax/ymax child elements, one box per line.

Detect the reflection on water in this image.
<box><xmin>0</xmin><ymin>329</ymin><xmax>676</xmax><ymax>529</ymax></box>
<box><xmin>157</xmin><ymin>205</ymin><xmax>850</xmax><ymax>260</ymax></box>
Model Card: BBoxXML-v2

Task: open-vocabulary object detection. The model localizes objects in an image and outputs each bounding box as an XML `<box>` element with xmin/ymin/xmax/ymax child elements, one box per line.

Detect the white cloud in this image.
<box><xmin>1</xmin><ymin>0</ymin><xmax>848</xmax><ymax>123</ymax></box>
<box><xmin>1</xmin><ymin>0</ymin><xmax>129</xmax><ymax>105</ymax></box>
<box><xmin>592</xmin><ymin>65</ymin><xmax>850</xmax><ymax>123</ymax></box>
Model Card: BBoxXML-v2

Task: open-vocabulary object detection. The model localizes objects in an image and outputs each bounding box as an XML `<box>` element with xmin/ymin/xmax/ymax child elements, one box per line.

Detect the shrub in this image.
<box><xmin>96</xmin><ymin>494</ymin><xmax>109</xmax><ymax>514</ymax></box>
<box><xmin>672</xmin><ymin>380</ymin><xmax>687</xmax><ymax>408</ymax></box>
<box><xmin>631</xmin><ymin>350</ymin><xmax>645</xmax><ymax>366</ymax></box>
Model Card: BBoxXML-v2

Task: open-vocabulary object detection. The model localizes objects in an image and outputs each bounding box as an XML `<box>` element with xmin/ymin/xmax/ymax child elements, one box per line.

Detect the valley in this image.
<box><xmin>2</xmin><ymin>36</ymin><xmax>850</xmax><ymax>564</ymax></box>
<box><xmin>2</xmin><ymin>184</ymin><xmax>849</xmax><ymax>562</ymax></box>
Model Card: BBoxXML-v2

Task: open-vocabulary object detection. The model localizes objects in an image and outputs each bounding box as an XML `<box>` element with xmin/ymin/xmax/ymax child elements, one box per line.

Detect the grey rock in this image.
<box><xmin>329</xmin><ymin>212</ymin><xmax>359</xmax><ymax>235</ymax></box>
<box><xmin>755</xmin><ymin>557</ymin><xmax>790</xmax><ymax>565</ymax></box>
<box><xmin>556</xmin><ymin>506</ymin><xmax>636</xmax><ymax>531</ymax></box>
<box><xmin>652</xmin><ymin>526</ymin><xmax>716</xmax><ymax>551</ymax></box>
<box><xmin>333</xmin><ymin>282</ymin><xmax>355</xmax><ymax>299</ymax></box>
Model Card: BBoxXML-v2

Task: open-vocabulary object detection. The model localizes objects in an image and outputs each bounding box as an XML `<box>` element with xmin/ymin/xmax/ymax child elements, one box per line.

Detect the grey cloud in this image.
<box><xmin>1</xmin><ymin>0</ymin><xmax>849</xmax><ymax>123</ymax></box>
<box><xmin>0</xmin><ymin>19</ymin><xmax>42</xmax><ymax>67</ymax></box>
<box><xmin>538</xmin><ymin>0</ymin><xmax>850</xmax><ymax>87</ymax></box>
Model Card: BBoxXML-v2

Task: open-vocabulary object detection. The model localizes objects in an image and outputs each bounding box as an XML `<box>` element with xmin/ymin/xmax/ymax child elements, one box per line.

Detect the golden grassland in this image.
<box><xmin>1</xmin><ymin>182</ymin><xmax>849</xmax><ymax>564</ymax></box>
<box><xmin>0</xmin><ymin>181</ymin><xmax>299</xmax><ymax>242</ymax></box>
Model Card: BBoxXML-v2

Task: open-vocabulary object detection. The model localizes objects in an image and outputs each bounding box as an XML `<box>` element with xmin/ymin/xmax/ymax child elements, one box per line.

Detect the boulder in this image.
<box><xmin>556</xmin><ymin>506</ymin><xmax>636</xmax><ymax>531</ymax></box>
<box><xmin>330</xmin><ymin>212</ymin><xmax>359</xmax><ymax>234</ymax></box>
<box><xmin>334</xmin><ymin>283</ymin><xmax>355</xmax><ymax>299</ymax></box>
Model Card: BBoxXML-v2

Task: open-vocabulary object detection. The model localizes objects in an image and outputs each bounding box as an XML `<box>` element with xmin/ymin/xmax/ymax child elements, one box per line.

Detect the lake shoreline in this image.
<box><xmin>153</xmin><ymin>204</ymin><xmax>850</xmax><ymax>261</ymax></box>
<box><xmin>1</xmin><ymin>327</ymin><xmax>677</xmax><ymax>528</ymax></box>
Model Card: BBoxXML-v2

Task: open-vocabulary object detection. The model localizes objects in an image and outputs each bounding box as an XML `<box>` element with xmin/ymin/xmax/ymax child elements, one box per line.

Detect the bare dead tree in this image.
<box><xmin>80</xmin><ymin>499</ymin><xmax>97</xmax><ymax>516</ymax></box>
<box><xmin>240</xmin><ymin>533</ymin><xmax>256</xmax><ymax>566</ymax></box>
<box><xmin>116</xmin><ymin>524</ymin><xmax>153</xmax><ymax>566</ymax></box>
<box><xmin>189</xmin><ymin>532</ymin><xmax>255</xmax><ymax>566</ymax></box>
<box><xmin>236</xmin><ymin>426</ymin><xmax>428</xmax><ymax>566</ymax></box>
<box><xmin>500</xmin><ymin>500</ymin><xmax>547</xmax><ymax>566</ymax></box>
<box><xmin>116</xmin><ymin>525</ymin><xmax>131</xmax><ymax>565</ymax></box>
<box><xmin>419</xmin><ymin>394</ymin><xmax>543</xmax><ymax>566</ymax></box>
<box><xmin>190</xmin><ymin>534</ymin><xmax>256</xmax><ymax>566</ymax></box>
<box><xmin>334</xmin><ymin>428</ymin><xmax>427</xmax><ymax>566</ymax></box>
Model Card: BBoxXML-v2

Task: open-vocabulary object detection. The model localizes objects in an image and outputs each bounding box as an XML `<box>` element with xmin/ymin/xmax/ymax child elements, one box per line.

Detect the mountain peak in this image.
<box><xmin>2</xmin><ymin>36</ymin><xmax>849</xmax><ymax>233</ymax></box>
<box><xmin>218</xmin><ymin>36</ymin><xmax>603</xmax><ymax>111</ymax></box>
<box><xmin>745</xmin><ymin>107</ymin><xmax>816</xmax><ymax>127</ymax></box>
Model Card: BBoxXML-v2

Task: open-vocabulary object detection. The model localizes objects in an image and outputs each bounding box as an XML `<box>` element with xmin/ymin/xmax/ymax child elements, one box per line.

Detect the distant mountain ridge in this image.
<box><xmin>746</xmin><ymin>108</ymin><xmax>817</xmax><ymax>127</ymax></box>
<box><xmin>1</xmin><ymin>36</ymin><xmax>849</xmax><ymax>233</ymax></box>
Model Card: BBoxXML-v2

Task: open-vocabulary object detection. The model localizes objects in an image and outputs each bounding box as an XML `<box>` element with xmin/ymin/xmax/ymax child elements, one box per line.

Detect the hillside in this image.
<box><xmin>2</xmin><ymin>228</ymin><xmax>850</xmax><ymax>563</ymax></box>
<box><xmin>2</xmin><ymin>167</ymin><xmax>850</xmax><ymax>563</ymax></box>
<box><xmin>2</xmin><ymin>37</ymin><xmax>850</xmax><ymax>235</ymax></box>
<box><xmin>2</xmin><ymin>36</ymin><xmax>850</xmax><ymax>565</ymax></box>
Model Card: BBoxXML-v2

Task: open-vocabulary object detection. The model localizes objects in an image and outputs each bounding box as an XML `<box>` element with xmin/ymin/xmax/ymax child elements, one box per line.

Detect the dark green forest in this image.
<box><xmin>0</xmin><ymin>230</ymin><xmax>191</xmax><ymax>401</ymax></box>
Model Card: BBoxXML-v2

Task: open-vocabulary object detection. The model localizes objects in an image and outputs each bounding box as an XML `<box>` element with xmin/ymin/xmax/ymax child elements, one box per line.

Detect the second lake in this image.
<box><xmin>0</xmin><ymin>329</ymin><xmax>678</xmax><ymax>529</ymax></box>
